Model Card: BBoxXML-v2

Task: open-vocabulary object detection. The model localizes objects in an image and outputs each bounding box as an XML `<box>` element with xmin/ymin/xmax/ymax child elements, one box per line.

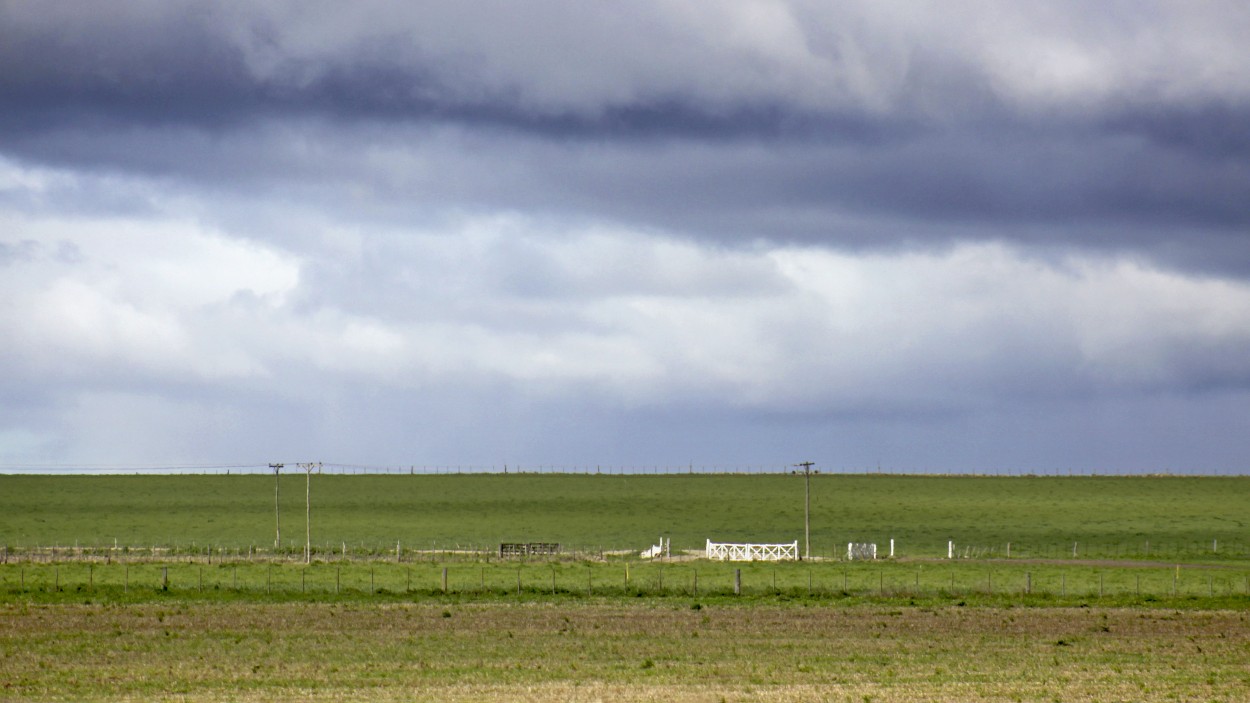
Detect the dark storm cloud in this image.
<box><xmin>1109</xmin><ymin>102</ymin><xmax>1250</xmax><ymax>161</ymax></box>
<box><xmin>0</xmin><ymin>5</ymin><xmax>256</xmax><ymax>130</ymax></box>
<box><xmin>0</xmin><ymin>19</ymin><xmax>910</xmax><ymax>147</ymax></box>
<box><xmin>3</xmin><ymin>1</ymin><xmax>1248</xmax><ymax>277</ymax></box>
<box><xmin>0</xmin><ymin>2</ymin><xmax>869</xmax><ymax>138</ymax></box>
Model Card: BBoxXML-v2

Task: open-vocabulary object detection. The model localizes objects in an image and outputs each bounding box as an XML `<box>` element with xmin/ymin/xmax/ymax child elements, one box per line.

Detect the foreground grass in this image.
<box><xmin>3</xmin><ymin>600</ymin><xmax>1249</xmax><ymax>702</ymax></box>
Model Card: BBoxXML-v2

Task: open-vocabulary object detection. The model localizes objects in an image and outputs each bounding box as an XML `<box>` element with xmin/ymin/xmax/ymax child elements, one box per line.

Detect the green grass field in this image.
<box><xmin>3</xmin><ymin>474</ymin><xmax>1249</xmax><ymax>701</ymax></box>
<box><xmin>2</xmin><ymin>473</ymin><xmax>1247</xmax><ymax>559</ymax></box>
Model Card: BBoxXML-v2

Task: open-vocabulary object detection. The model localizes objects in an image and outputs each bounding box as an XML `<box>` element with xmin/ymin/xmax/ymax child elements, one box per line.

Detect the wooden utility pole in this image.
<box><xmin>298</xmin><ymin>462</ymin><xmax>321</xmax><ymax>564</ymax></box>
<box><xmin>269</xmin><ymin>463</ymin><xmax>284</xmax><ymax>550</ymax></box>
<box><xmin>795</xmin><ymin>462</ymin><xmax>815</xmax><ymax>560</ymax></box>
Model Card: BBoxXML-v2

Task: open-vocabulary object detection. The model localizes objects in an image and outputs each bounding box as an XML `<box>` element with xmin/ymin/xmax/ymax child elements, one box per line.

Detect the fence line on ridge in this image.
<box><xmin>3</xmin><ymin>464</ymin><xmax>1248</xmax><ymax>476</ymax></box>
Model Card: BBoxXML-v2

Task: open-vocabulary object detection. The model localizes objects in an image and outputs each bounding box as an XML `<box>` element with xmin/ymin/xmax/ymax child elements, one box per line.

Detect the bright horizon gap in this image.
<box><xmin>0</xmin><ymin>464</ymin><xmax>1246</xmax><ymax>476</ymax></box>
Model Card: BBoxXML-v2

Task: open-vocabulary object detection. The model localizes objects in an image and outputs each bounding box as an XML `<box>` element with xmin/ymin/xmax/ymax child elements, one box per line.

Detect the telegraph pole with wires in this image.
<box><xmin>298</xmin><ymin>462</ymin><xmax>321</xmax><ymax>564</ymax></box>
<box><xmin>269</xmin><ymin>463</ymin><xmax>284</xmax><ymax>551</ymax></box>
<box><xmin>795</xmin><ymin>462</ymin><xmax>815</xmax><ymax>560</ymax></box>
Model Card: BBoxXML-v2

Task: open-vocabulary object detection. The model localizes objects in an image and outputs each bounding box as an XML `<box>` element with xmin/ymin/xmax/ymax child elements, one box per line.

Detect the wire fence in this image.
<box><xmin>3</xmin><ymin>560</ymin><xmax>1249</xmax><ymax>601</ymax></box>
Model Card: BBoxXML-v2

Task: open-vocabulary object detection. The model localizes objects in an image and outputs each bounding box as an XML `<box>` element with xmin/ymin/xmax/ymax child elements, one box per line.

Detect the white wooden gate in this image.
<box><xmin>705</xmin><ymin>539</ymin><xmax>798</xmax><ymax>561</ymax></box>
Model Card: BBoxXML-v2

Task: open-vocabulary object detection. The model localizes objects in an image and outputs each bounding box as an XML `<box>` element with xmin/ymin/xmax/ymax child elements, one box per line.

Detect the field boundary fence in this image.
<box><xmin>0</xmin><ymin>543</ymin><xmax>647</xmax><ymax>566</ymax></box>
<box><xmin>6</xmin><ymin>464</ymin><xmax>1250</xmax><ymax>476</ymax></box>
<box><xmin>939</xmin><ymin>539</ymin><xmax>1248</xmax><ymax>562</ymax></box>
<box><xmin>3</xmin><ymin>537</ymin><xmax>1247</xmax><ymax>565</ymax></box>
<box><xmin>3</xmin><ymin>561</ymin><xmax>1250</xmax><ymax>602</ymax></box>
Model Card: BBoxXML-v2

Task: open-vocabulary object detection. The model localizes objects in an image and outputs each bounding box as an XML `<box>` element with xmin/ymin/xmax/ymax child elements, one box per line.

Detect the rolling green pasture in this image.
<box><xmin>2</xmin><ymin>473</ymin><xmax>1247</xmax><ymax>560</ymax></box>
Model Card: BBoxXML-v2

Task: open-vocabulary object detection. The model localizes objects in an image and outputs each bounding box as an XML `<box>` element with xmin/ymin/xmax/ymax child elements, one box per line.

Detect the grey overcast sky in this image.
<box><xmin>2</xmin><ymin>1</ymin><xmax>1249</xmax><ymax>472</ymax></box>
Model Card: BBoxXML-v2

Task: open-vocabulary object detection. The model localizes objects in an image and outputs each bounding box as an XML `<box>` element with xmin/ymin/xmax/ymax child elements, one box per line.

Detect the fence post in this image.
<box><xmin>693</xmin><ymin>570</ymin><xmax>698</xmax><ymax>597</ymax></box>
<box><xmin>442</xmin><ymin>567</ymin><xmax>448</xmax><ymax>594</ymax></box>
<box><xmin>163</xmin><ymin>567</ymin><xmax>169</xmax><ymax>591</ymax></box>
<box><xmin>734</xmin><ymin>569</ymin><xmax>741</xmax><ymax>596</ymax></box>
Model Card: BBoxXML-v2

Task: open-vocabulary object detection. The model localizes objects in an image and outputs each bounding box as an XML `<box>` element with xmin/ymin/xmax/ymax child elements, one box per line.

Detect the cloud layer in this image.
<box><xmin>2</xmin><ymin>2</ymin><xmax>1249</xmax><ymax>470</ymax></box>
